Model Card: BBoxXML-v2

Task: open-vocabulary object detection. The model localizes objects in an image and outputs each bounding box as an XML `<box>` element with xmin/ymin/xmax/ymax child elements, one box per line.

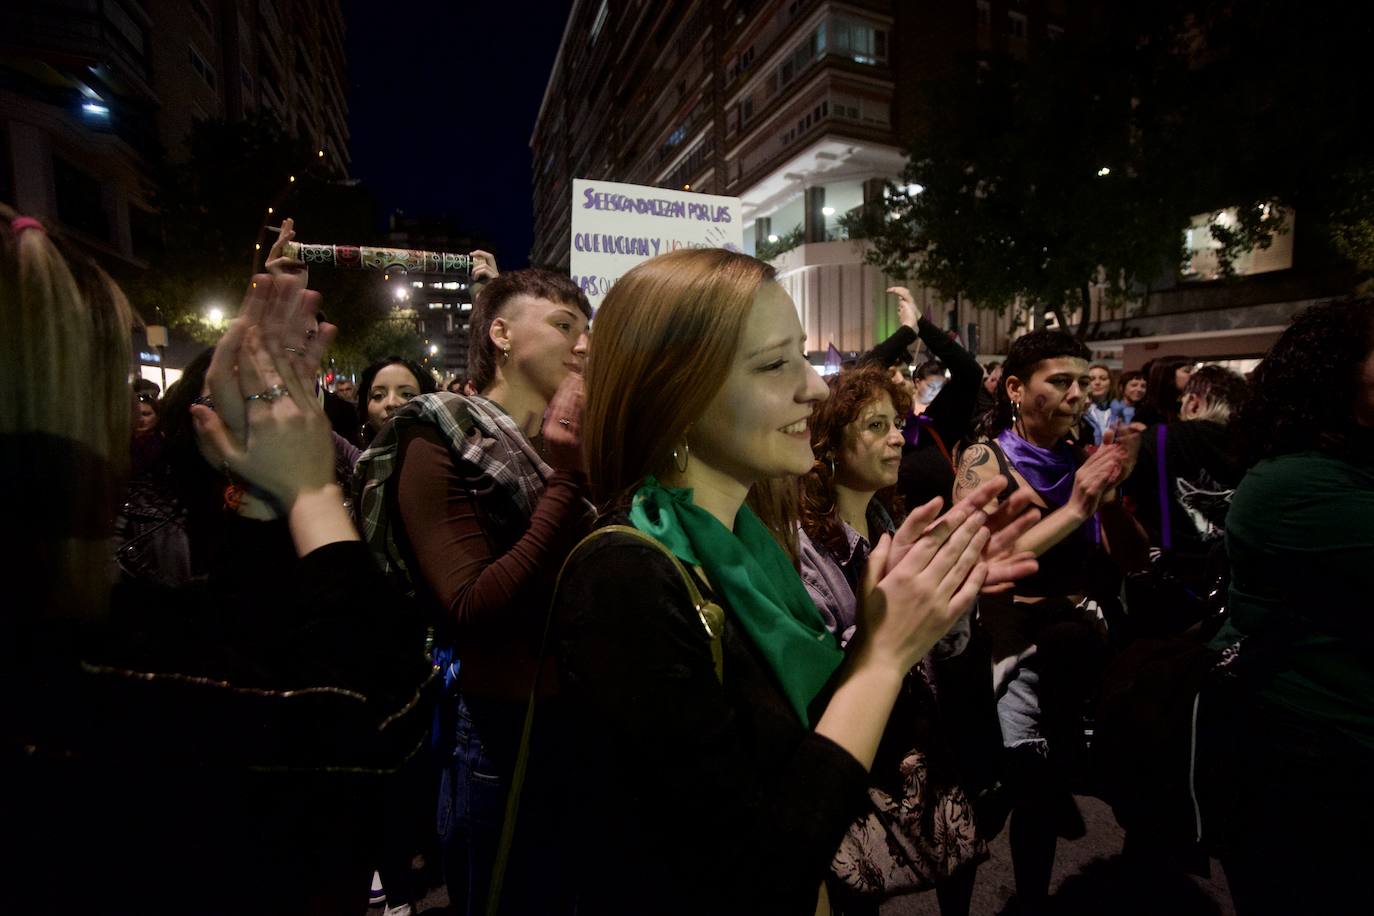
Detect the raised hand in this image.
<box><xmin>265</xmin><ymin>217</ymin><xmax>309</xmax><ymax>289</ymax></box>
<box><xmin>192</xmin><ymin>275</ymin><xmax>338</xmax><ymax>508</ymax></box>
<box><xmin>1069</xmin><ymin>442</ymin><xmax>1126</xmax><ymax>519</ymax></box>
<box><xmin>883</xmin><ymin>477</ymin><xmax>1040</xmax><ymax>596</ymax></box>
<box><xmin>542</xmin><ymin>371</ymin><xmax>585</xmax><ymax>473</ymax></box>
<box><xmin>886</xmin><ymin>285</ymin><xmax>921</xmax><ymax>329</ymax></box>
<box><xmin>856</xmin><ymin>498</ymin><xmax>992</xmax><ymax>674</ymax></box>
<box><xmin>471</xmin><ymin>249</ymin><xmax>500</xmax><ymax>283</ymax></box>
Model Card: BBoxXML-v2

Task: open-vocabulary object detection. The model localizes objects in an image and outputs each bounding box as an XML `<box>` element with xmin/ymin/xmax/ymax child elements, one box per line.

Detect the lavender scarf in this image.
<box><xmin>995</xmin><ymin>428</ymin><xmax>1076</xmax><ymax>509</ymax></box>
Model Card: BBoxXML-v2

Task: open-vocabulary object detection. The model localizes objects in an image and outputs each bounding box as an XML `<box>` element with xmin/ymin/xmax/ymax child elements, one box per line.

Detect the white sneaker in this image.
<box><xmin>369</xmin><ymin>871</ymin><xmax>386</xmax><ymax>908</ymax></box>
<box><xmin>382</xmin><ymin>905</ymin><xmax>413</xmax><ymax>916</ymax></box>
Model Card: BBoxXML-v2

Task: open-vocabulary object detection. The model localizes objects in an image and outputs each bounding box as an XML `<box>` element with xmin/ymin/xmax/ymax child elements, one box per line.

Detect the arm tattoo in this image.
<box><xmin>957</xmin><ymin>445</ymin><xmax>994</xmax><ymax>495</ymax></box>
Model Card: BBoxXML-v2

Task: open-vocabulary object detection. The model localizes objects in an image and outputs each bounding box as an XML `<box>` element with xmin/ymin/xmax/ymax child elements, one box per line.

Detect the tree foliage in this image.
<box><xmin>855</xmin><ymin>0</ymin><xmax>1374</xmax><ymax>331</ymax></box>
<box><xmin>117</xmin><ymin>112</ymin><xmax>404</xmax><ymax>369</ymax></box>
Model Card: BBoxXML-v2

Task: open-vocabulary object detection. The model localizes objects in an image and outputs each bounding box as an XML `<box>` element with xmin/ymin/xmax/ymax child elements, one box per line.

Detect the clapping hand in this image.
<box><xmin>191</xmin><ymin>275</ymin><xmax>338</xmax><ymax>508</ymax></box>
<box><xmin>883</xmin><ymin>479</ymin><xmax>1041</xmax><ymax>594</ymax></box>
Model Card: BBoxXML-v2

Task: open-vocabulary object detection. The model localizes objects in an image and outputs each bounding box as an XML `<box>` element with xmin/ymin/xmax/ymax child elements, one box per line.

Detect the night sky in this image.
<box><xmin>342</xmin><ymin>0</ymin><xmax>575</xmax><ymax>268</ymax></box>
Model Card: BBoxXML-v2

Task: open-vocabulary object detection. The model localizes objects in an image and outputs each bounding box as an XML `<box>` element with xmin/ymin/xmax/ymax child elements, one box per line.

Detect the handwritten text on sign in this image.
<box><xmin>570</xmin><ymin>179</ymin><xmax>743</xmax><ymax>308</ymax></box>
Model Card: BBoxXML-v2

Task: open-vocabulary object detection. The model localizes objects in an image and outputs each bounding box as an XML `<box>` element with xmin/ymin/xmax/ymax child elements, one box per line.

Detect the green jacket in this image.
<box><xmin>1211</xmin><ymin>437</ymin><xmax>1374</xmax><ymax>749</ymax></box>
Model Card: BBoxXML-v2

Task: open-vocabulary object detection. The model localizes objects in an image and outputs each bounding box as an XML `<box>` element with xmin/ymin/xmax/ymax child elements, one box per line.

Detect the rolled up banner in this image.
<box><xmin>282</xmin><ymin>241</ymin><xmax>472</xmax><ymax>276</ymax></box>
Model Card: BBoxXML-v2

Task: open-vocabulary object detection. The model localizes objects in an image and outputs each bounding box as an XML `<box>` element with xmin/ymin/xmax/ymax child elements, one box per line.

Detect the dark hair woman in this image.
<box><xmin>798</xmin><ymin>365</ymin><xmax>1033</xmax><ymax>915</ymax></box>
<box><xmin>1111</xmin><ymin>369</ymin><xmax>1146</xmax><ymax>426</ymax></box>
<box><xmin>2</xmin><ymin>206</ymin><xmax>434</xmax><ymax>913</ymax></box>
<box><xmin>953</xmin><ymin>330</ymin><xmax>1133</xmax><ymax>911</ymax></box>
<box><xmin>1134</xmin><ymin>356</ymin><xmax>1195</xmax><ymax>426</ymax></box>
<box><xmin>354</xmin><ymin>267</ymin><xmax>593</xmax><ymax>915</ymax></box>
<box><xmin>1199</xmin><ymin>300</ymin><xmax>1374</xmax><ymax>916</ymax></box>
<box><xmin>555</xmin><ymin>248</ymin><xmax>1035</xmax><ymax>914</ymax></box>
<box><xmin>356</xmin><ymin>356</ymin><xmax>437</xmax><ymax>445</ymax></box>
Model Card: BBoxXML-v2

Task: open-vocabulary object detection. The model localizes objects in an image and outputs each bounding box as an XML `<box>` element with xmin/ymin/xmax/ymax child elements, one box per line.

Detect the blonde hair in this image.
<box><xmin>1</xmin><ymin>204</ymin><xmax>136</xmax><ymax>617</ymax></box>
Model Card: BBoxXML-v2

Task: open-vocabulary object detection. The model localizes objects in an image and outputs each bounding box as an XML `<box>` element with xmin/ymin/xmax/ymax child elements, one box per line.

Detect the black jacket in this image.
<box><xmin>553</xmin><ymin>522</ymin><xmax>870</xmax><ymax>914</ymax></box>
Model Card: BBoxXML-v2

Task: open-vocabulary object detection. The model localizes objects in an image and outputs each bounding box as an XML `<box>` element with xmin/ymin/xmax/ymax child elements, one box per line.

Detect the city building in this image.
<box><xmin>382</xmin><ymin>213</ymin><xmax>494</xmax><ymax>382</ymax></box>
<box><xmin>2</xmin><ymin>0</ymin><xmax>350</xmax><ymax>384</ymax></box>
<box><xmin>532</xmin><ymin>0</ymin><xmax>1344</xmax><ymax>370</ymax></box>
<box><xmin>532</xmin><ymin>0</ymin><xmax>1089</xmax><ymax>362</ymax></box>
<box><xmin>1</xmin><ymin>0</ymin><xmax>349</xmax><ymax>269</ymax></box>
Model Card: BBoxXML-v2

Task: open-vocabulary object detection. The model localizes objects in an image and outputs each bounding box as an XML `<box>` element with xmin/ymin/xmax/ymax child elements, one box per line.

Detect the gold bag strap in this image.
<box><xmin>486</xmin><ymin>524</ymin><xmax>724</xmax><ymax>916</ymax></box>
<box><xmin>587</xmin><ymin>524</ymin><xmax>725</xmax><ymax>682</ymax></box>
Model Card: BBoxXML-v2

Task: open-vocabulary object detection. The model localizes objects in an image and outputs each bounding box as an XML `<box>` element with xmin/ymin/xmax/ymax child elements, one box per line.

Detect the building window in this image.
<box><xmin>189</xmin><ymin>45</ymin><xmax>217</xmax><ymax>89</ymax></box>
<box><xmin>1008</xmin><ymin>12</ymin><xmax>1027</xmax><ymax>39</ymax></box>
<box><xmin>817</xmin><ymin>16</ymin><xmax>888</xmax><ymax>66</ymax></box>
<box><xmin>53</xmin><ymin>156</ymin><xmax>109</xmax><ymax>242</ymax></box>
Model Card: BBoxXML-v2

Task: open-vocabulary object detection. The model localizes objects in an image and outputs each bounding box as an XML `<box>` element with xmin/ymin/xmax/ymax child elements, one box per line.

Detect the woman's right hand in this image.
<box><xmin>852</xmin><ymin>486</ymin><xmax>995</xmax><ymax>675</ymax></box>
<box><xmin>887</xmin><ymin>285</ymin><xmax>921</xmax><ymax>329</ymax></box>
<box><xmin>1068</xmin><ymin>442</ymin><xmax>1125</xmax><ymax>519</ymax></box>
<box><xmin>192</xmin><ymin>275</ymin><xmax>338</xmax><ymax>507</ymax></box>
<box><xmin>542</xmin><ymin>371</ymin><xmax>585</xmax><ymax>473</ymax></box>
<box><xmin>265</xmin><ymin>218</ymin><xmax>309</xmax><ymax>288</ymax></box>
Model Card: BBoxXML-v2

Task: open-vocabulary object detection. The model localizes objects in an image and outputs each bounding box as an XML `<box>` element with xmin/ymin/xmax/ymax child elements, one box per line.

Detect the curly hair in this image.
<box><xmin>799</xmin><ymin>364</ymin><xmax>913</xmax><ymax>557</ymax></box>
<box><xmin>1234</xmin><ymin>299</ymin><xmax>1374</xmax><ymax>466</ymax></box>
<box><xmin>978</xmin><ymin>330</ymin><xmax>1091</xmax><ymax>437</ymax></box>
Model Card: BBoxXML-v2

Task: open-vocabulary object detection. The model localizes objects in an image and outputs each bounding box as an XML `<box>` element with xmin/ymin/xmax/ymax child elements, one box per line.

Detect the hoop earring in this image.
<box><xmin>671</xmin><ymin>440</ymin><xmax>690</xmax><ymax>474</ymax></box>
<box><xmin>827</xmin><ymin>454</ymin><xmax>836</xmax><ymax>477</ymax></box>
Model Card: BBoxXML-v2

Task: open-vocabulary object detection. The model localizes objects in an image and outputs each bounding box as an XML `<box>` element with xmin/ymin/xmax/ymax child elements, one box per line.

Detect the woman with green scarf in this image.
<box><xmin>553</xmin><ymin>249</ymin><xmax>1034</xmax><ymax>915</ymax></box>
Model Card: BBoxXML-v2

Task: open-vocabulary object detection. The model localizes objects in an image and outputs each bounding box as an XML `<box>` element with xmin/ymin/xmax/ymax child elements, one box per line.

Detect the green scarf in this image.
<box><xmin>629</xmin><ymin>476</ymin><xmax>843</xmax><ymax>725</ymax></box>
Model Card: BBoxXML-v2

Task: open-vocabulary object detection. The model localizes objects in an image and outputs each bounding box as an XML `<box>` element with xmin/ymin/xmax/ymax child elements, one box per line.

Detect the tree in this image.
<box><xmin>854</xmin><ymin>0</ymin><xmax>1374</xmax><ymax>334</ymax></box>
<box><xmin>117</xmin><ymin>112</ymin><xmax>399</xmax><ymax>363</ymax></box>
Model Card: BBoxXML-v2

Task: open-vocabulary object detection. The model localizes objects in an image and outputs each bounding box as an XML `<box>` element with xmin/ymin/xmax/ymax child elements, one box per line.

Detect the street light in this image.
<box><xmin>767</xmin><ymin>234</ymin><xmax>780</xmax><ymax>243</ymax></box>
<box><xmin>207</xmin><ymin>306</ymin><xmax>225</xmax><ymax>325</ymax></box>
<box><xmin>429</xmin><ymin>344</ymin><xmax>439</xmax><ymax>356</ymax></box>
<box><xmin>822</xmin><ymin>206</ymin><xmax>836</xmax><ymax>217</ymax></box>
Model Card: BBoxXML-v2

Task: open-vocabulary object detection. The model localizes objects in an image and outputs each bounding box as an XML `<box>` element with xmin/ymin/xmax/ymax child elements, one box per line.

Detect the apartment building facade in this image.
<box><xmin>533</xmin><ymin>0</ymin><xmax>1090</xmax><ymax>360</ymax></box>
<box><xmin>0</xmin><ymin>0</ymin><xmax>349</xmax><ymax>271</ymax></box>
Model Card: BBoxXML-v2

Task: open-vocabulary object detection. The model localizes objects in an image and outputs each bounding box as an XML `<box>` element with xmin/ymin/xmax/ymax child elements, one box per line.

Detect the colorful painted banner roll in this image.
<box><xmin>282</xmin><ymin>241</ymin><xmax>472</xmax><ymax>275</ymax></box>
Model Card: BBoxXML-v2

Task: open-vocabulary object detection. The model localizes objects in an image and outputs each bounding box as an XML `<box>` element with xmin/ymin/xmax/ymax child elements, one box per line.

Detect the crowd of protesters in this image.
<box><xmin>4</xmin><ymin>206</ymin><xmax>1371</xmax><ymax>916</ymax></box>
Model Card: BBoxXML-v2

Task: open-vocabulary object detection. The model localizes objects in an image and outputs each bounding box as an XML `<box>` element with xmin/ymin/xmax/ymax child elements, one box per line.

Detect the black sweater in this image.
<box><xmin>553</xmin><ymin>524</ymin><xmax>870</xmax><ymax>914</ymax></box>
<box><xmin>4</xmin><ymin>526</ymin><xmax>436</xmax><ymax>915</ymax></box>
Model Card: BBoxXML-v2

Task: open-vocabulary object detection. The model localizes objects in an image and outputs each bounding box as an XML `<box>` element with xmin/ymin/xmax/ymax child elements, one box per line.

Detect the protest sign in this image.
<box><xmin>570</xmin><ymin>178</ymin><xmax>744</xmax><ymax>309</ymax></box>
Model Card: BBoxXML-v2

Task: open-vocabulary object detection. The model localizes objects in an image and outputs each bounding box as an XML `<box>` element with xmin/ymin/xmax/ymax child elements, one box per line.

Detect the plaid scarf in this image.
<box><xmin>354</xmin><ymin>392</ymin><xmax>553</xmax><ymax>596</ymax></box>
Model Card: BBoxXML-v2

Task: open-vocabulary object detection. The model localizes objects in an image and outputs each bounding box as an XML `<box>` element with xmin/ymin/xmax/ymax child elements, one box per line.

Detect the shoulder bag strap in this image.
<box><xmin>1156</xmin><ymin>425</ymin><xmax>1172</xmax><ymax>551</ymax></box>
<box><xmin>486</xmin><ymin>525</ymin><xmax>724</xmax><ymax>916</ymax></box>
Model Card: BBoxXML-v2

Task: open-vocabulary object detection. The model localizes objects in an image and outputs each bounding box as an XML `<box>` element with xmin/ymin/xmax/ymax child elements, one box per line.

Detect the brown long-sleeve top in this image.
<box><xmin>393</xmin><ymin>423</ymin><xmax>592</xmax><ymax>700</ymax></box>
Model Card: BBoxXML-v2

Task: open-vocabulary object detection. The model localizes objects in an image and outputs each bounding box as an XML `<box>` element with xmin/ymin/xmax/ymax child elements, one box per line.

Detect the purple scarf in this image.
<box><xmin>995</xmin><ymin>428</ymin><xmax>1077</xmax><ymax>509</ymax></box>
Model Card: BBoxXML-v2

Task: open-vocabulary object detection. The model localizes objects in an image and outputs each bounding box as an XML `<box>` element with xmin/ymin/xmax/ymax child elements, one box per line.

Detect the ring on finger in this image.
<box><xmin>245</xmin><ymin>383</ymin><xmax>289</xmax><ymax>403</ymax></box>
<box><xmin>557</xmin><ymin>417</ymin><xmax>571</xmax><ymax>427</ymax></box>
